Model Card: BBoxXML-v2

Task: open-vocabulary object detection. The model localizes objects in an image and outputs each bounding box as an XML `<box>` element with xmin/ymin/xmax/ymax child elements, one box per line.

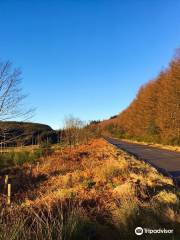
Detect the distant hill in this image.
<box><xmin>0</xmin><ymin>121</ymin><xmax>58</xmax><ymax>146</ymax></box>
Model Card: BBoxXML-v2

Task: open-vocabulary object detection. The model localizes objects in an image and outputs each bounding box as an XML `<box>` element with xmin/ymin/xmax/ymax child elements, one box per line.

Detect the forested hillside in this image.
<box><xmin>0</xmin><ymin>121</ymin><xmax>58</xmax><ymax>146</ymax></box>
<box><xmin>99</xmin><ymin>51</ymin><xmax>180</xmax><ymax>145</ymax></box>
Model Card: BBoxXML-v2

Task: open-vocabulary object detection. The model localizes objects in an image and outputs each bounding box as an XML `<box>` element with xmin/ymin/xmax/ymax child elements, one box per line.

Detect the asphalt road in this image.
<box><xmin>105</xmin><ymin>137</ymin><xmax>180</xmax><ymax>185</ymax></box>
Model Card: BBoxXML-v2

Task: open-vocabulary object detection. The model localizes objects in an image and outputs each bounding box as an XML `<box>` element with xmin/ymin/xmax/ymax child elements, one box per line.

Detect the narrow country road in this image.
<box><xmin>105</xmin><ymin>137</ymin><xmax>180</xmax><ymax>185</ymax></box>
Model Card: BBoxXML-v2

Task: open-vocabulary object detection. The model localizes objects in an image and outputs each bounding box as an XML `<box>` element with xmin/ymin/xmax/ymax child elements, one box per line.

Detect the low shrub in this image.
<box><xmin>40</xmin><ymin>143</ymin><xmax>54</xmax><ymax>156</ymax></box>
<box><xmin>13</xmin><ymin>151</ymin><xmax>30</xmax><ymax>165</ymax></box>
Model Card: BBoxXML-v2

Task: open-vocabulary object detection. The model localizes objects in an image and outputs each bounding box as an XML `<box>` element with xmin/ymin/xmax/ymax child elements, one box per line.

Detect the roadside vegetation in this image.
<box><xmin>120</xmin><ymin>138</ymin><xmax>180</xmax><ymax>152</ymax></box>
<box><xmin>0</xmin><ymin>139</ymin><xmax>179</xmax><ymax>240</ymax></box>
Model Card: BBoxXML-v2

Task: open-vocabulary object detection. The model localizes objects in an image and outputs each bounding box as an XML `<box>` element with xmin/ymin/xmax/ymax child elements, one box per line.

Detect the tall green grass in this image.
<box><xmin>0</xmin><ymin>144</ymin><xmax>53</xmax><ymax>169</ymax></box>
<box><xmin>0</xmin><ymin>203</ymin><xmax>99</xmax><ymax>240</ymax></box>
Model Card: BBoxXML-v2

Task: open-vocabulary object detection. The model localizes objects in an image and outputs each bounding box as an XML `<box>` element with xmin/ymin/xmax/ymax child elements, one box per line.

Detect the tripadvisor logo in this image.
<box><xmin>135</xmin><ymin>227</ymin><xmax>174</xmax><ymax>235</ymax></box>
<box><xmin>135</xmin><ymin>227</ymin><xmax>143</xmax><ymax>235</ymax></box>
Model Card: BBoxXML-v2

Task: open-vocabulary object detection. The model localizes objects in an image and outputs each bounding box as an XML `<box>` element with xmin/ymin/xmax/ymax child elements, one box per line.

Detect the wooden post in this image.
<box><xmin>7</xmin><ymin>183</ymin><xmax>11</xmax><ymax>205</ymax></box>
<box><xmin>5</xmin><ymin>175</ymin><xmax>8</xmax><ymax>185</ymax></box>
<box><xmin>36</xmin><ymin>162</ymin><xmax>39</xmax><ymax>172</ymax></box>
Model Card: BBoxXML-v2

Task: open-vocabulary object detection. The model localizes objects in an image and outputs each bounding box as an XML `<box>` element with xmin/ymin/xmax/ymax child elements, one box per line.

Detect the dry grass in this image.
<box><xmin>0</xmin><ymin>139</ymin><xmax>179</xmax><ymax>239</ymax></box>
<box><xmin>121</xmin><ymin>138</ymin><xmax>180</xmax><ymax>152</ymax></box>
<box><xmin>1</xmin><ymin>144</ymin><xmax>40</xmax><ymax>153</ymax></box>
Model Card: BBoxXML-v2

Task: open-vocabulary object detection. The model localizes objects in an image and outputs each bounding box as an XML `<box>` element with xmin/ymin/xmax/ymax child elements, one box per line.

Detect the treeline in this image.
<box><xmin>0</xmin><ymin>118</ymin><xmax>100</xmax><ymax>148</ymax></box>
<box><xmin>100</xmin><ymin>50</ymin><xmax>180</xmax><ymax>145</ymax></box>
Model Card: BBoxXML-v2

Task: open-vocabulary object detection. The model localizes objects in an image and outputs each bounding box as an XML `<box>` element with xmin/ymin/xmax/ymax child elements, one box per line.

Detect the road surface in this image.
<box><xmin>105</xmin><ymin>137</ymin><xmax>180</xmax><ymax>185</ymax></box>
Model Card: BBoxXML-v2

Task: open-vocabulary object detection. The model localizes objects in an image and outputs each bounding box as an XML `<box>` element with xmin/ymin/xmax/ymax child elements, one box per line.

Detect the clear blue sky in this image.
<box><xmin>0</xmin><ymin>0</ymin><xmax>180</xmax><ymax>129</ymax></box>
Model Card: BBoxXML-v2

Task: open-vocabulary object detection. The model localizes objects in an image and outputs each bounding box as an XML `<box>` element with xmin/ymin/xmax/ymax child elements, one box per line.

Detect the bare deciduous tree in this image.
<box><xmin>0</xmin><ymin>60</ymin><xmax>34</xmax><ymax>121</ymax></box>
<box><xmin>0</xmin><ymin>60</ymin><xmax>34</xmax><ymax>149</ymax></box>
<box><xmin>63</xmin><ymin>115</ymin><xmax>86</xmax><ymax>146</ymax></box>
<box><xmin>62</xmin><ymin>116</ymin><xmax>97</xmax><ymax>146</ymax></box>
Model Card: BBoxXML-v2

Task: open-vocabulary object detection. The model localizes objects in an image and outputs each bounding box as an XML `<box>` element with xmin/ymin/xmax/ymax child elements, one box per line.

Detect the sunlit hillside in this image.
<box><xmin>98</xmin><ymin>51</ymin><xmax>180</xmax><ymax>146</ymax></box>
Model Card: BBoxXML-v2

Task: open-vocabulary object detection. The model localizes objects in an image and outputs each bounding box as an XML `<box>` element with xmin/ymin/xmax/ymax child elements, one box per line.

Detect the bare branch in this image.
<box><xmin>0</xmin><ymin>60</ymin><xmax>34</xmax><ymax>121</ymax></box>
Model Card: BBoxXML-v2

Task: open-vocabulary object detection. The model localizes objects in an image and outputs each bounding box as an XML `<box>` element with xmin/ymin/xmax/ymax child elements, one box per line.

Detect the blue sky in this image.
<box><xmin>0</xmin><ymin>0</ymin><xmax>180</xmax><ymax>129</ymax></box>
